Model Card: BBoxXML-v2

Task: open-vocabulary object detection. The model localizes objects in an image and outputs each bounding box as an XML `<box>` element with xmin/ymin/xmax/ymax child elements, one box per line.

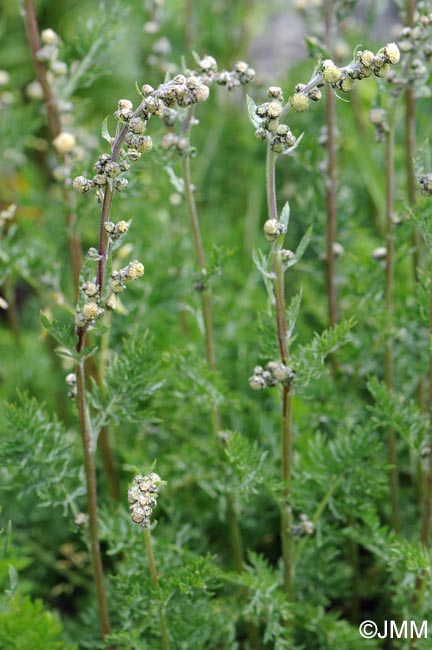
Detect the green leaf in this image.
<box><xmin>246</xmin><ymin>95</ymin><xmax>261</xmax><ymax>129</ymax></box>
<box><xmin>293</xmin><ymin>318</ymin><xmax>355</xmax><ymax>387</ymax></box>
<box><xmin>367</xmin><ymin>377</ymin><xmax>427</xmax><ymax>453</ymax></box>
<box><xmin>280</xmin><ymin>201</ymin><xmax>290</xmax><ymax>228</ymax></box>
<box><xmin>285</xmin><ymin>225</ymin><xmax>313</xmax><ymax>269</ymax></box>
<box><xmin>252</xmin><ymin>247</ymin><xmax>275</xmax><ymax>304</ymax></box>
<box><xmin>225</xmin><ymin>432</ymin><xmax>279</xmax><ymax>500</ymax></box>
<box><xmin>192</xmin><ymin>50</ymin><xmax>202</xmax><ymax>66</ymax></box>
<box><xmin>281</xmin><ymin>131</ymin><xmax>304</xmax><ymax>156</ymax></box>
<box><xmin>164</xmin><ymin>166</ymin><xmax>185</xmax><ymax>194</ymax></box>
<box><xmin>2</xmin><ymin>393</ymin><xmax>82</xmax><ymax>514</ymax></box>
<box><xmin>135</xmin><ymin>80</ymin><xmax>143</xmax><ymax>97</ymax></box>
<box><xmin>411</xmin><ymin>199</ymin><xmax>432</xmax><ymax>250</ymax></box>
<box><xmin>101</xmin><ymin>116</ymin><xmax>111</xmax><ymax>145</ymax></box>
<box><xmin>40</xmin><ymin>313</ymin><xmax>76</xmax><ymax>359</ymax></box>
<box><xmin>286</xmin><ymin>288</ymin><xmax>303</xmax><ymax>340</ymax></box>
<box><xmin>90</xmin><ymin>331</ymin><xmax>163</xmax><ymax>431</ymax></box>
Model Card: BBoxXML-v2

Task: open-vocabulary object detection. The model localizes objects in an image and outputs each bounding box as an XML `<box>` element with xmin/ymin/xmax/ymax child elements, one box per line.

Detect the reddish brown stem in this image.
<box><xmin>22</xmin><ymin>0</ymin><xmax>61</xmax><ymax>138</ymax></box>
<box><xmin>23</xmin><ymin>0</ymin><xmax>82</xmax><ymax>297</ymax></box>
<box><xmin>75</xmin><ymin>360</ymin><xmax>111</xmax><ymax>639</ymax></box>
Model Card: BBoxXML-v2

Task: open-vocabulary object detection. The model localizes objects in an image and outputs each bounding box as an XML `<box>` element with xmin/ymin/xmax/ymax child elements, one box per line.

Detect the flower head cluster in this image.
<box><xmin>28</xmin><ymin>27</ymin><xmax>87</xmax><ymax>186</ymax></box>
<box><xmin>76</xmin><ymin>300</ymin><xmax>104</xmax><ymax>326</ymax></box>
<box><xmin>128</xmin><ymin>473</ymin><xmax>162</xmax><ymax>528</ymax></box>
<box><xmin>249</xmin><ymin>361</ymin><xmax>295</xmax><ymax>391</ymax></box>
<box><xmin>419</xmin><ymin>173</ymin><xmax>432</xmax><ymax>196</ymax></box>
<box><xmin>36</xmin><ymin>28</ymin><xmax>68</xmax><ymax>77</ymax></box>
<box><xmin>33</xmin><ymin>28</ymin><xmax>72</xmax><ymax>116</ymax></box>
<box><xmin>252</xmin><ymin>43</ymin><xmax>400</xmax><ymax>154</ymax></box>
<box><xmin>65</xmin><ymin>372</ymin><xmax>77</xmax><ymax>399</ymax></box>
<box><xmin>368</xmin><ymin>108</ymin><xmax>389</xmax><ymax>142</ymax></box>
<box><xmin>75</xmin><ymin>260</ymin><xmax>144</xmax><ymax>327</ymax></box>
<box><xmin>387</xmin><ymin>9</ymin><xmax>432</xmax><ymax>95</ymax></box>
<box><xmin>155</xmin><ymin>56</ymin><xmax>254</xmax><ymax>158</ymax></box>
<box><xmin>104</xmin><ymin>219</ymin><xmax>129</xmax><ymax>239</ymax></box>
<box><xmin>292</xmin><ymin>514</ymin><xmax>315</xmax><ymax>537</ymax></box>
<box><xmin>74</xmin><ymin>55</ymin><xmax>254</xmax><ymax>190</ymax></box>
<box><xmin>73</xmin><ymin>146</ymin><xmax>134</xmax><ymax>199</ymax></box>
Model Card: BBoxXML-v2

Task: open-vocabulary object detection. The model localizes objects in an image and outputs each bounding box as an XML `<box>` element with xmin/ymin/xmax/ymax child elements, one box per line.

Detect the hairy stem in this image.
<box><xmin>324</xmin><ymin>0</ymin><xmax>338</xmax><ymax>329</ymax></box>
<box><xmin>384</xmin><ymin>111</ymin><xmax>400</xmax><ymax>532</ymax></box>
<box><xmin>75</xmin><ymin>360</ymin><xmax>111</xmax><ymax>639</ymax></box>
<box><xmin>144</xmin><ymin>529</ymin><xmax>170</xmax><ymax>650</ymax></box>
<box><xmin>267</xmin><ymin>147</ymin><xmax>294</xmax><ymax>599</ymax></box>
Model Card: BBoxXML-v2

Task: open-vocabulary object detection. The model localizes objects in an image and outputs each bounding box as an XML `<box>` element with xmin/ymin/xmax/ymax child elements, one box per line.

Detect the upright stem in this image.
<box><xmin>384</xmin><ymin>112</ymin><xmax>400</xmax><ymax>531</ymax></box>
<box><xmin>22</xmin><ymin>0</ymin><xmax>61</xmax><ymax>137</ymax></box>
<box><xmin>181</xmin><ymin>154</ymin><xmax>217</xmax><ymax>372</ymax></box>
<box><xmin>324</xmin><ymin>0</ymin><xmax>338</xmax><ymax>328</ymax></box>
<box><xmin>75</xmin><ymin>360</ymin><xmax>111</xmax><ymax>639</ymax></box>
<box><xmin>179</xmin><ymin>110</ymin><xmax>245</xmax><ymax>576</ymax></box>
<box><xmin>405</xmin><ymin>0</ymin><xmax>421</xmax><ymax>275</ymax></box>
<box><xmin>144</xmin><ymin>529</ymin><xmax>170</xmax><ymax>650</ymax></box>
<box><xmin>267</xmin><ymin>147</ymin><xmax>294</xmax><ymax>599</ymax></box>
<box><xmin>22</xmin><ymin>0</ymin><xmax>82</xmax><ymax>298</ymax></box>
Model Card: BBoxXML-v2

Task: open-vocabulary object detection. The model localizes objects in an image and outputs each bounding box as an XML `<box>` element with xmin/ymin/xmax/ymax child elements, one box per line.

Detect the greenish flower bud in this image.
<box><xmin>290</xmin><ymin>93</ymin><xmax>310</xmax><ymax>112</ymax></box>
<box><xmin>263</xmin><ymin>219</ymin><xmax>286</xmax><ymax>242</ymax></box>
<box><xmin>322</xmin><ymin>60</ymin><xmax>342</xmax><ymax>84</ymax></box>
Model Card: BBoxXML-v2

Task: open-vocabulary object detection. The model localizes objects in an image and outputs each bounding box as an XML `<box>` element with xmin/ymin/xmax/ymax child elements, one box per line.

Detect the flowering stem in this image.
<box><xmin>267</xmin><ymin>147</ymin><xmax>294</xmax><ymax>599</ymax></box>
<box><xmin>405</xmin><ymin>0</ymin><xmax>421</xmax><ymax>278</ymax></box>
<box><xmin>75</xmin><ymin>359</ymin><xmax>111</xmax><ymax>639</ymax></box>
<box><xmin>325</xmin><ymin>84</ymin><xmax>338</xmax><ymax>328</ymax></box>
<box><xmin>324</xmin><ymin>0</ymin><xmax>338</xmax><ymax>329</ymax></box>
<box><xmin>384</xmin><ymin>108</ymin><xmax>400</xmax><ymax>532</ymax></box>
<box><xmin>143</xmin><ymin>528</ymin><xmax>170</xmax><ymax>650</ymax></box>
<box><xmin>181</xmin><ymin>152</ymin><xmax>217</xmax><ymax>374</ymax></box>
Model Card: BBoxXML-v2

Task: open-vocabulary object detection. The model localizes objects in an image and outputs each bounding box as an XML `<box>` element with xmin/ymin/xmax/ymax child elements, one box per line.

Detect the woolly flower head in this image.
<box><xmin>128</xmin><ymin>473</ymin><xmax>162</xmax><ymax>528</ymax></box>
<box><xmin>53</xmin><ymin>132</ymin><xmax>76</xmax><ymax>155</ymax></box>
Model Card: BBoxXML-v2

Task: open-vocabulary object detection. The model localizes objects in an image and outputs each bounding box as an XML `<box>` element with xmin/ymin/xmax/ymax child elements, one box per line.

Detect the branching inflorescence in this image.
<box><xmin>73</xmin><ymin>58</ymin><xmax>254</xmax><ymax>352</ymax></box>
<box><xmin>68</xmin><ymin>57</ymin><xmax>254</xmax><ymax>641</ymax></box>
<box><xmin>248</xmin><ymin>42</ymin><xmax>400</xmax><ymax>597</ymax></box>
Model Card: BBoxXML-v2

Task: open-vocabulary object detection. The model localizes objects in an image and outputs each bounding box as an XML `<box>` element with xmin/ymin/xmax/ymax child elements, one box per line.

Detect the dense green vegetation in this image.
<box><xmin>1</xmin><ymin>0</ymin><xmax>432</xmax><ymax>648</ymax></box>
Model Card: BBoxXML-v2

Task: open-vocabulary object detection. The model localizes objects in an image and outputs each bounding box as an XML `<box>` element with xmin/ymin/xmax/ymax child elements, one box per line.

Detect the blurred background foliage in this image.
<box><xmin>1</xmin><ymin>0</ymin><xmax>432</xmax><ymax>648</ymax></box>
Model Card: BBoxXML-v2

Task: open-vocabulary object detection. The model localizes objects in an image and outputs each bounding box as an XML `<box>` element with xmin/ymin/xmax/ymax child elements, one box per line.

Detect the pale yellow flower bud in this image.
<box><xmin>53</xmin><ymin>132</ymin><xmax>76</xmax><ymax>154</ymax></box>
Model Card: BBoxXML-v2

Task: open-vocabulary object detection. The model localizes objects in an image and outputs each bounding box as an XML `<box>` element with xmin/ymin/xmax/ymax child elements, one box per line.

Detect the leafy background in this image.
<box><xmin>0</xmin><ymin>0</ymin><xmax>431</xmax><ymax>648</ymax></box>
